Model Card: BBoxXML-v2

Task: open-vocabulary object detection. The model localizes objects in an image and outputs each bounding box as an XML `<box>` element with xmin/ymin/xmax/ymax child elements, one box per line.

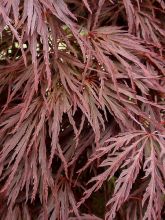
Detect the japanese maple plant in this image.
<box><xmin>0</xmin><ymin>0</ymin><xmax>165</xmax><ymax>219</ymax></box>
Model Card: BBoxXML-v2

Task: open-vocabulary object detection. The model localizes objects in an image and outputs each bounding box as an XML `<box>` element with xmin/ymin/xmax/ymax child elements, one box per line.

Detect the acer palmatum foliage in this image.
<box><xmin>0</xmin><ymin>0</ymin><xmax>165</xmax><ymax>219</ymax></box>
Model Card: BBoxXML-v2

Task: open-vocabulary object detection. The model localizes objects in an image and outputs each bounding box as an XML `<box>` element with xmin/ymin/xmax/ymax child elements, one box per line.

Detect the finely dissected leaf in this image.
<box><xmin>142</xmin><ymin>138</ymin><xmax>165</xmax><ymax>220</ymax></box>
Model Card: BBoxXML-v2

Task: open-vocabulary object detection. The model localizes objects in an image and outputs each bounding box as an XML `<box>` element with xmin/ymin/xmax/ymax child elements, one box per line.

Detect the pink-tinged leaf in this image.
<box><xmin>106</xmin><ymin>138</ymin><xmax>147</xmax><ymax>219</ymax></box>
<box><xmin>142</xmin><ymin>139</ymin><xmax>165</xmax><ymax>220</ymax></box>
<box><xmin>82</xmin><ymin>0</ymin><xmax>92</xmax><ymax>14</ymax></box>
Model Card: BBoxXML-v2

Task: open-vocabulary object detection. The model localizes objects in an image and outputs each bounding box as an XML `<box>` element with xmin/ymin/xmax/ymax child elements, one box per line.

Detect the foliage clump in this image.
<box><xmin>0</xmin><ymin>0</ymin><xmax>165</xmax><ymax>219</ymax></box>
